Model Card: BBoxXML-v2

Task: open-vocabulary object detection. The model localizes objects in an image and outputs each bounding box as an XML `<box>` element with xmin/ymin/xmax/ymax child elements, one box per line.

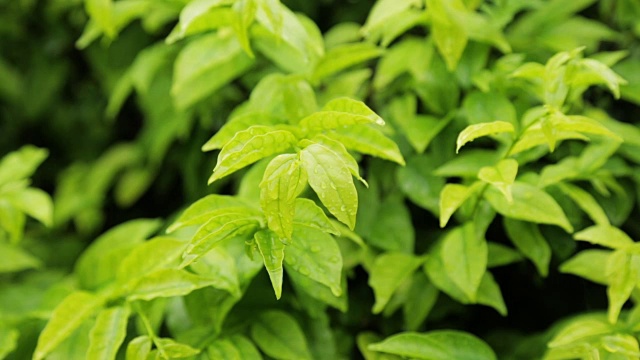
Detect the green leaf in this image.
<box><xmin>426</xmin><ymin>0</ymin><xmax>468</xmax><ymax>71</ymax></box>
<box><xmin>285</xmin><ymin>225</ymin><xmax>343</xmax><ymax>296</ymax></box>
<box><xmin>155</xmin><ymin>338</ymin><xmax>201</xmax><ymax>358</ymax></box>
<box><xmin>209</xmin><ymin>126</ymin><xmax>297</xmax><ymax>183</ymax></box>
<box><xmin>369</xmin><ymin>330</ymin><xmax>497</xmax><ymax>360</ymax></box>
<box><xmin>0</xmin><ymin>199</ymin><xmax>25</xmax><ymax>243</ymax></box>
<box><xmin>3</xmin><ymin>187</ymin><xmax>53</xmax><ymax>227</ymax></box>
<box><xmin>368</xmin><ymin>196</ymin><xmax>415</xmax><ymax>253</ymax></box>
<box><xmin>254</xmin><ymin>229</ymin><xmax>286</xmax><ymax>299</ymax></box>
<box><xmin>172</xmin><ymin>32</ymin><xmax>254</xmax><ymax>109</ymax></box>
<box><xmin>437</xmin><ymin>223</ymin><xmax>487</xmax><ymax>301</ymax></box>
<box><xmin>34</xmin><ymin>291</ymin><xmax>104</xmax><ymax>360</ymax></box>
<box><xmin>439</xmin><ymin>183</ymin><xmax>482</xmax><ymax>228</ymax></box>
<box><xmin>560</xmin><ymin>249</ymin><xmax>611</xmax><ymax>285</ymax></box>
<box><xmin>554</xmin><ymin>114</ymin><xmax>623</xmax><ymax>142</ymax></box>
<box><xmin>300</xmin><ymin>99</ymin><xmax>384</xmax><ymax>133</ymax></box>
<box><xmin>125</xmin><ymin>336</ymin><xmax>151</xmax><ymax>360</ymax></box>
<box><xmin>503</xmin><ymin>219</ymin><xmax>551</xmax><ymax>277</ymax></box>
<box><xmin>0</xmin><ymin>242</ymin><xmax>42</xmax><ymax>273</ymax></box>
<box><xmin>246</xmin><ymin>74</ymin><xmax>318</xmax><ymax>123</ymax></box>
<box><xmin>127</xmin><ymin>269</ymin><xmax>217</xmax><ymax>301</ymax></box>
<box><xmin>231</xmin><ymin>0</ymin><xmax>257</xmax><ymax>57</ymax></box>
<box><xmin>202</xmin><ymin>112</ymin><xmax>283</xmax><ymax>151</ymax></box>
<box><xmin>456</xmin><ymin>121</ymin><xmax>515</xmax><ymax>153</ymax></box>
<box><xmin>574</xmin><ymin>225</ymin><xmax>633</xmax><ymax>250</ymax></box>
<box><xmin>251</xmin><ymin>310</ymin><xmax>313</xmax><ymax>360</ymax></box>
<box><xmin>85</xmin><ymin>0</ymin><xmax>115</xmax><ymax>38</ymax></box>
<box><xmin>167</xmin><ymin>194</ymin><xmax>254</xmax><ymax>233</ymax></box>
<box><xmin>87</xmin><ymin>306</ymin><xmax>130</xmax><ymax>360</ymax></box>
<box><xmin>260</xmin><ymin>154</ymin><xmax>307</xmax><ymax>239</ymax></box>
<box><xmin>403</xmin><ymin>272</ymin><xmax>439</xmax><ymax>331</ymax></box>
<box><xmin>206</xmin><ymin>335</ymin><xmax>263</xmax><ymax>360</ymax></box>
<box><xmin>606</xmin><ymin>251</ymin><xmax>640</xmax><ymax>323</ymax></box>
<box><xmin>397</xmin><ymin>154</ymin><xmax>445</xmax><ymax>215</ymax></box>
<box><xmin>312</xmin><ymin>43</ymin><xmax>383</xmax><ymax>83</ymax></box>
<box><xmin>572</xmin><ymin>58</ymin><xmax>626</xmax><ymax>99</ymax></box>
<box><xmin>75</xmin><ymin>219</ymin><xmax>161</xmax><ymax>290</ymax></box>
<box><xmin>189</xmin><ymin>247</ymin><xmax>242</xmax><ymax>297</ymax></box>
<box><xmin>478</xmin><ymin>159</ymin><xmax>518</xmax><ymax>202</ymax></box>
<box><xmin>327</xmin><ymin>125</ymin><xmax>405</xmax><ymax>165</ymax></box>
<box><xmin>301</xmin><ymin>143</ymin><xmax>358</xmax><ymax>229</ymax></box>
<box><xmin>182</xmin><ymin>215</ymin><xmax>260</xmax><ymax>267</ymax></box>
<box><xmin>369</xmin><ymin>252</ymin><xmax>423</xmax><ymax>314</ymax></box>
<box><xmin>558</xmin><ymin>182</ymin><xmax>612</xmax><ymax>225</ymax></box>
<box><xmin>463</xmin><ymin>90</ymin><xmax>517</xmax><ymax>126</ymax></box>
<box><xmin>0</xmin><ymin>145</ymin><xmax>48</xmax><ymax>186</ymax></box>
<box><xmin>484</xmin><ymin>182</ymin><xmax>573</xmax><ymax>233</ymax></box>
<box><xmin>117</xmin><ymin>237</ymin><xmax>185</xmax><ymax>283</ymax></box>
<box><xmin>362</xmin><ymin>0</ymin><xmax>422</xmax><ymax>37</ymax></box>
<box><xmin>293</xmin><ymin>198</ymin><xmax>340</xmax><ymax>235</ymax></box>
<box><xmin>0</xmin><ymin>327</ymin><xmax>18</xmax><ymax>359</ymax></box>
<box><xmin>287</xmin><ymin>266</ymin><xmax>347</xmax><ymax>312</ymax></box>
<box><xmin>487</xmin><ymin>242</ymin><xmax>524</xmax><ymax>268</ymax></box>
<box><xmin>509</xmin><ymin>127</ymin><xmax>589</xmax><ymax>155</ymax></box>
<box><xmin>304</xmin><ymin>134</ymin><xmax>367</xmax><ymax>185</ymax></box>
<box><xmin>476</xmin><ymin>272</ymin><xmax>507</xmax><ymax>316</ymax></box>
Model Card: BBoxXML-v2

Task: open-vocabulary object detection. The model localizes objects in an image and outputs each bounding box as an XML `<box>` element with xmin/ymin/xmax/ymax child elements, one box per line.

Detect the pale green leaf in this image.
<box><xmin>251</xmin><ymin>310</ymin><xmax>313</xmax><ymax>360</ymax></box>
<box><xmin>574</xmin><ymin>225</ymin><xmax>633</xmax><ymax>250</ymax></box>
<box><xmin>260</xmin><ymin>154</ymin><xmax>306</xmax><ymax>239</ymax></box>
<box><xmin>117</xmin><ymin>237</ymin><xmax>185</xmax><ymax>283</ymax></box>
<box><xmin>439</xmin><ymin>183</ymin><xmax>482</xmax><ymax>228</ymax></box>
<box><xmin>75</xmin><ymin>219</ymin><xmax>161</xmax><ymax>290</ymax></box>
<box><xmin>181</xmin><ymin>216</ymin><xmax>260</xmax><ymax>267</ymax></box>
<box><xmin>369</xmin><ymin>330</ymin><xmax>497</xmax><ymax>360</ymax></box>
<box><xmin>312</xmin><ymin>43</ymin><xmax>383</xmax><ymax>83</ymax></box>
<box><xmin>558</xmin><ymin>183</ymin><xmax>610</xmax><ymax>226</ymax></box>
<box><xmin>327</xmin><ymin>125</ymin><xmax>405</xmax><ymax>165</ymax></box>
<box><xmin>254</xmin><ymin>229</ymin><xmax>286</xmax><ymax>299</ymax></box>
<box><xmin>286</xmin><ymin>225</ymin><xmax>343</xmax><ymax>296</ymax></box>
<box><xmin>0</xmin><ymin>145</ymin><xmax>48</xmax><ymax>186</ymax></box>
<box><xmin>206</xmin><ymin>335</ymin><xmax>263</xmax><ymax>360</ymax></box>
<box><xmin>202</xmin><ymin>112</ymin><xmax>283</xmax><ymax>151</ymax></box>
<box><xmin>167</xmin><ymin>194</ymin><xmax>254</xmax><ymax>233</ymax></box>
<box><xmin>362</xmin><ymin>0</ymin><xmax>422</xmax><ymax>37</ymax></box>
<box><xmin>504</xmin><ymin>219</ymin><xmax>551</xmax><ymax>277</ymax></box>
<box><xmin>424</xmin><ymin>248</ymin><xmax>469</xmax><ymax>304</ymax></box>
<box><xmin>127</xmin><ymin>269</ymin><xmax>217</xmax><ymax>301</ymax></box>
<box><xmin>85</xmin><ymin>0</ymin><xmax>115</xmax><ymax>38</ymax></box>
<box><xmin>301</xmin><ymin>143</ymin><xmax>358</xmax><ymax>229</ymax></box>
<box><xmin>114</xmin><ymin>167</ymin><xmax>154</xmax><ymax>207</ymax></box>
<box><xmin>156</xmin><ymin>338</ymin><xmax>201</xmax><ymax>358</ymax></box>
<box><xmin>0</xmin><ymin>327</ymin><xmax>18</xmax><ymax>359</ymax></box>
<box><xmin>172</xmin><ymin>32</ymin><xmax>254</xmax><ymax>109</ymax></box>
<box><xmin>287</xmin><ymin>266</ymin><xmax>347</xmax><ymax>312</ymax></box>
<box><xmin>554</xmin><ymin>114</ymin><xmax>623</xmax><ymax>141</ymax></box>
<box><xmin>456</xmin><ymin>121</ymin><xmax>515</xmax><ymax>153</ymax></box>
<box><xmin>166</xmin><ymin>7</ymin><xmax>234</xmax><ymax>44</ymax></box>
<box><xmin>300</xmin><ymin>107</ymin><xmax>384</xmax><ymax>134</ymax></box>
<box><xmin>33</xmin><ymin>291</ymin><xmax>104</xmax><ymax>360</ymax></box>
<box><xmin>476</xmin><ymin>272</ymin><xmax>507</xmax><ymax>316</ymax></box>
<box><xmin>0</xmin><ymin>199</ymin><xmax>25</xmax><ymax>243</ymax></box>
<box><xmin>87</xmin><ymin>306</ymin><xmax>130</xmax><ymax>360</ymax></box>
<box><xmin>231</xmin><ymin>0</ymin><xmax>257</xmax><ymax>57</ymax></box>
<box><xmin>170</xmin><ymin>0</ymin><xmax>232</xmax><ymax>38</ymax></box>
<box><xmin>509</xmin><ymin>126</ymin><xmax>589</xmax><ymax>155</ymax></box>
<box><xmin>246</xmin><ymin>73</ymin><xmax>317</xmax><ymax>123</ymax></box>
<box><xmin>572</xmin><ymin>58</ymin><xmax>627</xmax><ymax>98</ymax></box>
<box><xmin>189</xmin><ymin>247</ymin><xmax>242</xmax><ymax>297</ymax></box>
<box><xmin>0</xmin><ymin>242</ymin><xmax>42</xmax><ymax>273</ymax></box>
<box><xmin>559</xmin><ymin>249</ymin><xmax>611</xmax><ymax>285</ymax></box>
<box><xmin>292</xmin><ymin>198</ymin><xmax>340</xmax><ymax>235</ymax></box>
<box><xmin>320</xmin><ymin>97</ymin><xmax>381</xmax><ymax>121</ymax></box>
<box><xmin>3</xmin><ymin>187</ymin><xmax>53</xmax><ymax>227</ymax></box>
<box><xmin>484</xmin><ymin>182</ymin><xmax>573</xmax><ymax>233</ymax></box>
<box><xmin>606</xmin><ymin>251</ymin><xmax>639</xmax><ymax>323</ymax></box>
<box><xmin>125</xmin><ymin>336</ymin><xmax>151</xmax><ymax>360</ymax></box>
<box><xmin>305</xmin><ymin>134</ymin><xmax>367</xmax><ymax>185</ymax></box>
<box><xmin>209</xmin><ymin>126</ymin><xmax>297</xmax><ymax>183</ymax></box>
<box><xmin>369</xmin><ymin>252</ymin><xmax>423</xmax><ymax>314</ymax></box>
<box><xmin>463</xmin><ymin>91</ymin><xmax>517</xmax><ymax>127</ymax></box>
<box><xmin>427</xmin><ymin>0</ymin><xmax>468</xmax><ymax>71</ymax></box>
<box><xmin>548</xmin><ymin>316</ymin><xmax>613</xmax><ymax>349</ymax></box>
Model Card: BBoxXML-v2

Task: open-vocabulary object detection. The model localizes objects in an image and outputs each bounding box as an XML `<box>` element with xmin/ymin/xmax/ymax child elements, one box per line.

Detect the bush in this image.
<box><xmin>2</xmin><ymin>0</ymin><xmax>640</xmax><ymax>359</ymax></box>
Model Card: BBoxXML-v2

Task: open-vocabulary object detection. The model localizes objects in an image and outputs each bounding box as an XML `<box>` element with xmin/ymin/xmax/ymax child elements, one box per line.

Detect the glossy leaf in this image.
<box><xmin>369</xmin><ymin>252</ymin><xmax>423</xmax><ymax>314</ymax></box>
<box><xmin>167</xmin><ymin>194</ymin><xmax>253</xmax><ymax>233</ymax></box>
<box><xmin>427</xmin><ymin>0</ymin><xmax>468</xmax><ymax>71</ymax></box>
<box><xmin>127</xmin><ymin>268</ymin><xmax>217</xmax><ymax>301</ymax></box>
<box><xmin>251</xmin><ymin>310</ymin><xmax>313</xmax><ymax>360</ymax></box>
<box><xmin>300</xmin><ymin>98</ymin><xmax>384</xmax><ymax>133</ymax></box>
<box><xmin>304</xmin><ymin>134</ymin><xmax>366</xmax><ymax>185</ymax></box>
<box><xmin>484</xmin><ymin>182</ymin><xmax>573</xmax><ymax>233</ymax></box>
<box><xmin>478</xmin><ymin>159</ymin><xmax>518</xmax><ymax>202</ymax></box>
<box><xmin>573</xmin><ymin>225</ymin><xmax>633</xmax><ymax>249</ymax></box>
<box><xmin>560</xmin><ymin>249</ymin><xmax>611</xmax><ymax>285</ymax></box>
<box><xmin>292</xmin><ymin>198</ymin><xmax>340</xmax><ymax>235</ymax></box>
<box><xmin>456</xmin><ymin>121</ymin><xmax>515</xmax><ymax>153</ymax></box>
<box><xmin>504</xmin><ymin>219</ymin><xmax>551</xmax><ymax>277</ymax></box>
<box><xmin>117</xmin><ymin>237</ymin><xmax>185</xmax><ymax>283</ymax></box>
<box><xmin>202</xmin><ymin>112</ymin><xmax>283</xmax><ymax>151</ymax></box>
<box><xmin>285</xmin><ymin>225</ymin><xmax>343</xmax><ymax>296</ymax></box>
<box><xmin>439</xmin><ymin>183</ymin><xmax>482</xmax><ymax>228</ymax></box>
<box><xmin>87</xmin><ymin>306</ymin><xmax>130</xmax><ymax>360</ymax></box>
<box><xmin>210</xmin><ymin>126</ymin><xmax>297</xmax><ymax>183</ymax></box>
<box><xmin>125</xmin><ymin>336</ymin><xmax>151</xmax><ymax>360</ymax></box>
<box><xmin>369</xmin><ymin>330</ymin><xmax>497</xmax><ymax>360</ymax></box>
<box><xmin>260</xmin><ymin>154</ymin><xmax>307</xmax><ymax>239</ymax></box>
<box><xmin>328</xmin><ymin>125</ymin><xmax>405</xmax><ymax>165</ymax></box>
<box><xmin>254</xmin><ymin>229</ymin><xmax>286</xmax><ymax>299</ymax></box>
<box><xmin>34</xmin><ymin>291</ymin><xmax>104</xmax><ymax>360</ymax></box>
<box><xmin>301</xmin><ymin>142</ymin><xmax>358</xmax><ymax>229</ymax></box>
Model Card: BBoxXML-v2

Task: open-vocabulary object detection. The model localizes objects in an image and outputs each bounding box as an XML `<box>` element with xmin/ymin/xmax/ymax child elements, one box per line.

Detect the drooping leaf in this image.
<box><xmin>303</xmin><ymin>134</ymin><xmax>367</xmax><ymax>185</ymax></box>
<box><xmin>503</xmin><ymin>219</ymin><xmax>551</xmax><ymax>277</ymax></box>
<box><xmin>300</xmin><ymin>98</ymin><xmax>384</xmax><ymax>133</ymax></box>
<box><xmin>127</xmin><ymin>269</ymin><xmax>218</xmax><ymax>301</ymax></box>
<box><xmin>369</xmin><ymin>330</ymin><xmax>497</xmax><ymax>360</ymax></box>
<box><xmin>300</xmin><ymin>143</ymin><xmax>358</xmax><ymax>229</ymax></box>
<box><xmin>251</xmin><ymin>310</ymin><xmax>313</xmax><ymax>360</ymax></box>
<box><xmin>209</xmin><ymin>126</ymin><xmax>298</xmax><ymax>183</ymax></box>
<box><xmin>189</xmin><ymin>246</ymin><xmax>242</xmax><ymax>298</ymax></box>
<box><xmin>254</xmin><ymin>229</ymin><xmax>286</xmax><ymax>299</ymax></box>
<box><xmin>260</xmin><ymin>154</ymin><xmax>307</xmax><ymax>239</ymax></box>
<box><xmin>362</xmin><ymin>0</ymin><xmax>422</xmax><ymax>38</ymax></box>
<box><xmin>476</xmin><ymin>271</ymin><xmax>507</xmax><ymax>316</ymax></box>
<box><xmin>34</xmin><ymin>291</ymin><xmax>104</xmax><ymax>360</ymax></box>
<box><xmin>369</xmin><ymin>252</ymin><xmax>423</xmax><ymax>314</ymax></box>
<box><xmin>287</xmin><ymin>266</ymin><xmax>347</xmax><ymax>312</ymax></box>
<box><xmin>484</xmin><ymin>182</ymin><xmax>573</xmax><ymax>233</ymax></box>
<box><xmin>456</xmin><ymin>121</ymin><xmax>515</xmax><ymax>153</ymax></box>
<box><xmin>87</xmin><ymin>306</ymin><xmax>131</xmax><ymax>360</ymax></box>
<box><xmin>231</xmin><ymin>0</ymin><xmax>257</xmax><ymax>56</ymax></box>
<box><xmin>285</xmin><ymin>225</ymin><xmax>343</xmax><ymax>296</ymax></box>
<box><xmin>426</xmin><ymin>0</ymin><xmax>468</xmax><ymax>71</ymax></box>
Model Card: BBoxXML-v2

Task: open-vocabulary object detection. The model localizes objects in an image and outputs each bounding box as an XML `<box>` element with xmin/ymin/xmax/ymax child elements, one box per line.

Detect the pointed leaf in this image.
<box><xmin>254</xmin><ymin>229</ymin><xmax>286</xmax><ymax>299</ymax></box>
<box><xmin>251</xmin><ymin>310</ymin><xmax>313</xmax><ymax>360</ymax></box>
<box><xmin>503</xmin><ymin>219</ymin><xmax>551</xmax><ymax>277</ymax></box>
<box><xmin>189</xmin><ymin>247</ymin><xmax>242</xmax><ymax>298</ymax></box>
<box><xmin>126</xmin><ymin>336</ymin><xmax>151</xmax><ymax>360</ymax></box>
<box><xmin>606</xmin><ymin>251</ymin><xmax>639</xmax><ymax>323</ymax></box>
<box><xmin>369</xmin><ymin>252</ymin><xmax>423</xmax><ymax>314</ymax></box>
<box><xmin>328</xmin><ymin>126</ymin><xmax>405</xmax><ymax>165</ymax></box>
<box><xmin>369</xmin><ymin>330</ymin><xmax>497</xmax><ymax>360</ymax></box>
<box><xmin>209</xmin><ymin>126</ymin><xmax>297</xmax><ymax>183</ymax></box>
<box><xmin>300</xmin><ymin>143</ymin><xmax>358</xmax><ymax>229</ymax></box>
<box><xmin>304</xmin><ymin>134</ymin><xmax>367</xmax><ymax>185</ymax></box>
<box><xmin>87</xmin><ymin>306</ymin><xmax>131</xmax><ymax>360</ymax></box>
<box><xmin>287</xmin><ymin>266</ymin><xmax>347</xmax><ymax>312</ymax></box>
<box><xmin>117</xmin><ymin>237</ymin><xmax>185</xmax><ymax>283</ymax></box>
<box><xmin>202</xmin><ymin>112</ymin><xmax>283</xmax><ymax>151</ymax></box>
<box><xmin>555</xmin><ymin>114</ymin><xmax>623</xmax><ymax>141</ymax></box>
<box><xmin>574</xmin><ymin>225</ymin><xmax>633</xmax><ymax>249</ymax></box>
<box><xmin>403</xmin><ymin>271</ymin><xmax>439</xmax><ymax>331</ymax></box>
<box><xmin>456</xmin><ymin>121</ymin><xmax>515</xmax><ymax>153</ymax></box>
<box><xmin>427</xmin><ymin>0</ymin><xmax>468</xmax><ymax>71</ymax></box>
<box><xmin>312</xmin><ymin>43</ymin><xmax>383</xmax><ymax>83</ymax></box>
<box><xmin>368</xmin><ymin>196</ymin><xmax>415</xmax><ymax>253</ymax></box>
<box><xmin>127</xmin><ymin>269</ymin><xmax>218</xmax><ymax>301</ymax></box>
<box><xmin>439</xmin><ymin>182</ymin><xmax>482</xmax><ymax>228</ymax></box>
<box><xmin>285</xmin><ymin>225</ymin><xmax>343</xmax><ymax>296</ymax></box>
<box><xmin>560</xmin><ymin>249</ymin><xmax>611</xmax><ymax>285</ymax></box>
<box><xmin>167</xmin><ymin>194</ymin><xmax>253</xmax><ymax>233</ymax></box>
<box><xmin>484</xmin><ymin>182</ymin><xmax>573</xmax><ymax>233</ymax></box>
<box><xmin>476</xmin><ymin>272</ymin><xmax>507</xmax><ymax>316</ymax></box>
<box><xmin>156</xmin><ymin>338</ymin><xmax>201</xmax><ymax>358</ymax></box>
<box><xmin>34</xmin><ymin>291</ymin><xmax>104</xmax><ymax>360</ymax></box>
<box><xmin>0</xmin><ymin>145</ymin><xmax>48</xmax><ymax>186</ymax></box>
<box><xmin>478</xmin><ymin>159</ymin><xmax>518</xmax><ymax>202</ymax></box>
<box><xmin>0</xmin><ymin>327</ymin><xmax>18</xmax><ymax>359</ymax></box>
<box><xmin>293</xmin><ymin>198</ymin><xmax>340</xmax><ymax>235</ymax></box>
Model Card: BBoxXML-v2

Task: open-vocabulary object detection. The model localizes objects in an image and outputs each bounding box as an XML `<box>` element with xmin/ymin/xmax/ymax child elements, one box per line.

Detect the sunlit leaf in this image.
<box><xmin>558</xmin><ymin>183</ymin><xmax>610</xmax><ymax>226</ymax></box>
<box><xmin>327</xmin><ymin>126</ymin><xmax>405</xmax><ymax>165</ymax></box>
<box><xmin>254</xmin><ymin>229</ymin><xmax>286</xmax><ymax>299</ymax></box>
<box><xmin>573</xmin><ymin>225</ymin><xmax>633</xmax><ymax>249</ymax></box>
<box><xmin>127</xmin><ymin>268</ymin><xmax>217</xmax><ymax>301</ymax></box>
<box><xmin>456</xmin><ymin>121</ymin><xmax>515</xmax><ymax>153</ymax></box>
<box><xmin>560</xmin><ymin>249</ymin><xmax>611</xmax><ymax>285</ymax></box>
<box><xmin>87</xmin><ymin>306</ymin><xmax>130</xmax><ymax>360</ymax></box>
<box><xmin>126</xmin><ymin>336</ymin><xmax>151</xmax><ymax>360</ymax></box>
<box><xmin>167</xmin><ymin>195</ymin><xmax>254</xmax><ymax>233</ymax></box>
<box><xmin>292</xmin><ymin>198</ymin><xmax>340</xmax><ymax>235</ymax></box>
<box><xmin>478</xmin><ymin>159</ymin><xmax>518</xmax><ymax>202</ymax></box>
<box><xmin>439</xmin><ymin>182</ymin><xmax>482</xmax><ymax>229</ymax></box>
<box><xmin>312</xmin><ymin>43</ymin><xmax>383</xmax><ymax>83</ymax></box>
<box><xmin>202</xmin><ymin>112</ymin><xmax>283</xmax><ymax>151</ymax></box>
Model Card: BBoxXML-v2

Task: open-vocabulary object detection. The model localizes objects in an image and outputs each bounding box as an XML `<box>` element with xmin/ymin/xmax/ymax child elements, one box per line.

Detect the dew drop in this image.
<box><xmin>310</xmin><ymin>245</ymin><xmax>320</xmax><ymax>253</ymax></box>
<box><xmin>329</xmin><ymin>256</ymin><xmax>340</xmax><ymax>263</ymax></box>
<box><xmin>299</xmin><ymin>266</ymin><xmax>310</xmax><ymax>276</ymax></box>
<box><xmin>321</xmin><ymin>183</ymin><xmax>327</xmax><ymax>189</ymax></box>
<box><xmin>330</xmin><ymin>183</ymin><xmax>337</xmax><ymax>190</ymax></box>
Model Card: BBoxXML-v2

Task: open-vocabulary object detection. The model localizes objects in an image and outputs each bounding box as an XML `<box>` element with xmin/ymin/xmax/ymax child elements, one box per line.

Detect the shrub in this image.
<box><xmin>2</xmin><ymin>0</ymin><xmax>640</xmax><ymax>359</ymax></box>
